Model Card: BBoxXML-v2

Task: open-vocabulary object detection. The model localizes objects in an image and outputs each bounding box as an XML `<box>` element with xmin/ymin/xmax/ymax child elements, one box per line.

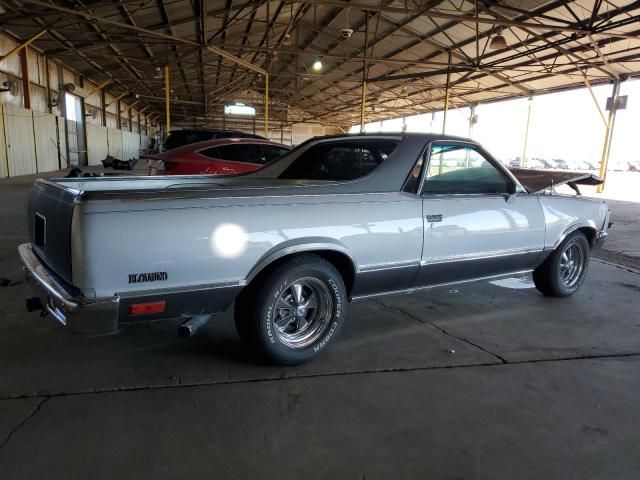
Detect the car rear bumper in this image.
<box><xmin>592</xmin><ymin>210</ymin><xmax>611</xmax><ymax>250</ymax></box>
<box><xmin>593</xmin><ymin>230</ymin><xmax>608</xmax><ymax>249</ymax></box>
<box><xmin>19</xmin><ymin>243</ymin><xmax>119</xmax><ymax>335</ymax></box>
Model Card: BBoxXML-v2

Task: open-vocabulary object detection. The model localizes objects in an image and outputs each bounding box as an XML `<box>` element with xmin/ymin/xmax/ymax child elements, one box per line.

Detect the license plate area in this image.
<box><xmin>34</xmin><ymin>213</ymin><xmax>46</xmax><ymax>247</ymax></box>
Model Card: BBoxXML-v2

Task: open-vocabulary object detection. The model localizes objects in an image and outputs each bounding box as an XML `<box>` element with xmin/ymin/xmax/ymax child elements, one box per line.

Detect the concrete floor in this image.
<box><xmin>1</xmin><ymin>171</ymin><xmax>639</xmax><ymax>479</ymax></box>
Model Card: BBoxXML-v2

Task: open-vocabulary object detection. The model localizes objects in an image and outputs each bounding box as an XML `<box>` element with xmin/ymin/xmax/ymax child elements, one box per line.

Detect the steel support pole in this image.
<box><xmin>360</xmin><ymin>79</ymin><xmax>366</xmax><ymax>132</ymax></box>
<box><xmin>19</xmin><ymin>49</ymin><xmax>31</xmax><ymax>109</ymax></box>
<box><xmin>44</xmin><ymin>56</ymin><xmax>52</xmax><ymax>114</ymax></box>
<box><xmin>442</xmin><ymin>53</ymin><xmax>451</xmax><ymax>134</ymax></box>
<box><xmin>597</xmin><ymin>80</ymin><xmax>621</xmax><ymax>193</ymax></box>
<box><xmin>468</xmin><ymin>103</ymin><xmax>477</xmax><ymax>138</ymax></box>
<box><xmin>520</xmin><ymin>97</ymin><xmax>533</xmax><ymax>167</ymax></box>
<box><xmin>100</xmin><ymin>89</ymin><xmax>107</xmax><ymax>126</ymax></box>
<box><xmin>164</xmin><ymin>65</ymin><xmax>170</xmax><ymax>134</ymax></box>
<box><xmin>360</xmin><ymin>11</ymin><xmax>369</xmax><ymax>133</ymax></box>
<box><xmin>465</xmin><ymin>103</ymin><xmax>478</xmax><ymax>167</ymax></box>
<box><xmin>264</xmin><ymin>73</ymin><xmax>269</xmax><ymax>138</ymax></box>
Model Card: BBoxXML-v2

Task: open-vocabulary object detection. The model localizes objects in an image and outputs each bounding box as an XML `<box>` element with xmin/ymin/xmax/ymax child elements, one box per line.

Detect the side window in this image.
<box><xmin>262</xmin><ymin>145</ymin><xmax>289</xmax><ymax>163</ymax></box>
<box><xmin>421</xmin><ymin>145</ymin><xmax>509</xmax><ymax>195</ymax></box>
<box><xmin>278</xmin><ymin>140</ymin><xmax>399</xmax><ymax>180</ymax></box>
<box><xmin>200</xmin><ymin>147</ymin><xmax>220</xmax><ymax>159</ymax></box>
<box><xmin>216</xmin><ymin>144</ymin><xmax>264</xmax><ymax>164</ymax></box>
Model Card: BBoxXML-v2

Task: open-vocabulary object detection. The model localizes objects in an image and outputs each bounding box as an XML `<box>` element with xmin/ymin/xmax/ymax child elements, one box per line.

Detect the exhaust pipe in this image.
<box><xmin>178</xmin><ymin>315</ymin><xmax>210</xmax><ymax>338</ymax></box>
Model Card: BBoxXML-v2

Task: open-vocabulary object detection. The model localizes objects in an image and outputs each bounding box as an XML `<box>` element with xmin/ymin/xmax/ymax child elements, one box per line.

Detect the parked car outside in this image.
<box><xmin>508</xmin><ymin>158</ymin><xmax>522</xmax><ymax>168</ymax></box>
<box><xmin>576</xmin><ymin>160</ymin><xmax>598</xmax><ymax>171</ymax></box>
<box><xmin>19</xmin><ymin>134</ymin><xmax>610</xmax><ymax>365</ymax></box>
<box><xmin>551</xmin><ymin>159</ymin><xmax>570</xmax><ymax>169</ymax></box>
<box><xmin>530</xmin><ymin>157</ymin><xmax>553</xmax><ymax>169</ymax></box>
<box><xmin>150</xmin><ymin>138</ymin><xmax>291</xmax><ymax>175</ymax></box>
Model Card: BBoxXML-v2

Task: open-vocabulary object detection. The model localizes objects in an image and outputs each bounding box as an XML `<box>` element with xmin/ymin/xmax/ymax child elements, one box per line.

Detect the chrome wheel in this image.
<box><xmin>272</xmin><ymin>277</ymin><xmax>333</xmax><ymax>349</ymax></box>
<box><xmin>559</xmin><ymin>241</ymin><xmax>585</xmax><ymax>289</ymax></box>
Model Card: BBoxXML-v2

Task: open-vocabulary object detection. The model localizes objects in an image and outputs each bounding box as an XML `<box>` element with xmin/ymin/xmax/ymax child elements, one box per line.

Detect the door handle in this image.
<box><xmin>426</xmin><ymin>214</ymin><xmax>443</xmax><ymax>223</ymax></box>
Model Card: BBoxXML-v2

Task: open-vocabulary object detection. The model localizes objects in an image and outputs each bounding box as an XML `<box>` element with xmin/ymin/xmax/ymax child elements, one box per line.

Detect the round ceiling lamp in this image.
<box><xmin>489</xmin><ymin>26</ymin><xmax>508</xmax><ymax>50</ymax></box>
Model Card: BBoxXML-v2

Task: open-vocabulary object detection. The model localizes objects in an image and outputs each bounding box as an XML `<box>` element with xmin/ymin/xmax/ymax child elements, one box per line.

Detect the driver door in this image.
<box><xmin>413</xmin><ymin>142</ymin><xmax>545</xmax><ymax>287</ymax></box>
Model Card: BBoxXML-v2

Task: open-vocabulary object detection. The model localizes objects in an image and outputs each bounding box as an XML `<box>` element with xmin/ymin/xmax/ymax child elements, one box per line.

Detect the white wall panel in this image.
<box><xmin>86</xmin><ymin>123</ymin><xmax>108</xmax><ymax>166</ymax></box>
<box><xmin>107</xmin><ymin>127</ymin><xmax>123</xmax><ymax>159</ymax></box>
<box><xmin>122</xmin><ymin>131</ymin><xmax>140</xmax><ymax>160</ymax></box>
<box><xmin>33</xmin><ymin>112</ymin><xmax>59</xmax><ymax>172</ymax></box>
<box><xmin>3</xmin><ymin>105</ymin><xmax>36</xmax><ymax>176</ymax></box>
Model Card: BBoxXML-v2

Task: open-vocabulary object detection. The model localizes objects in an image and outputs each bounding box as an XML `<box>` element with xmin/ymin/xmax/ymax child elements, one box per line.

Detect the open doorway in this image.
<box><xmin>64</xmin><ymin>92</ymin><xmax>87</xmax><ymax>167</ymax></box>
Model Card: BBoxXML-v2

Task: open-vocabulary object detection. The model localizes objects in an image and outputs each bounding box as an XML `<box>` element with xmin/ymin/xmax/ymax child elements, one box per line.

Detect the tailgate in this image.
<box><xmin>27</xmin><ymin>180</ymin><xmax>78</xmax><ymax>285</ymax></box>
<box><xmin>509</xmin><ymin>168</ymin><xmax>603</xmax><ymax>194</ymax></box>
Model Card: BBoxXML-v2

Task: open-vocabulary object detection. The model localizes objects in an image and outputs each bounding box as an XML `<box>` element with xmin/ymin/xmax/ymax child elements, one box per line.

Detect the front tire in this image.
<box><xmin>533</xmin><ymin>231</ymin><xmax>590</xmax><ymax>297</ymax></box>
<box><xmin>234</xmin><ymin>255</ymin><xmax>347</xmax><ymax>365</ymax></box>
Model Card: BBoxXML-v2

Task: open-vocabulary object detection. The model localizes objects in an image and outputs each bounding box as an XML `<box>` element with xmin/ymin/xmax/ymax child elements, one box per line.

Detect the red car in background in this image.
<box><xmin>150</xmin><ymin>138</ymin><xmax>290</xmax><ymax>175</ymax></box>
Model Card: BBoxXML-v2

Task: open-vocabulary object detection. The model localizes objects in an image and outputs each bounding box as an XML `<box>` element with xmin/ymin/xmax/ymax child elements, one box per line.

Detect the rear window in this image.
<box><xmin>164</xmin><ymin>131</ymin><xmax>213</xmax><ymax>150</ymax></box>
<box><xmin>278</xmin><ymin>140</ymin><xmax>399</xmax><ymax>180</ymax></box>
<box><xmin>164</xmin><ymin>131</ymin><xmax>265</xmax><ymax>150</ymax></box>
<box><xmin>216</xmin><ymin>144</ymin><xmax>265</xmax><ymax>164</ymax></box>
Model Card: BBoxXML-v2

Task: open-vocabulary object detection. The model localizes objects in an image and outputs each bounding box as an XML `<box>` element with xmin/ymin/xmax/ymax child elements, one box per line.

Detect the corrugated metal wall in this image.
<box><xmin>0</xmin><ymin>111</ymin><xmax>145</xmax><ymax>176</ymax></box>
<box><xmin>86</xmin><ymin>123</ymin><xmax>108</xmax><ymax>166</ymax></box>
<box><xmin>0</xmin><ymin>31</ymin><xmax>154</xmax><ymax>177</ymax></box>
<box><xmin>33</xmin><ymin>112</ymin><xmax>59</xmax><ymax>173</ymax></box>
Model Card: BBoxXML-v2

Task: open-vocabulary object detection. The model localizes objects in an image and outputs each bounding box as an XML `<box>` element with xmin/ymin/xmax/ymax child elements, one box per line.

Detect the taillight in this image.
<box><xmin>129</xmin><ymin>301</ymin><xmax>166</xmax><ymax>316</ymax></box>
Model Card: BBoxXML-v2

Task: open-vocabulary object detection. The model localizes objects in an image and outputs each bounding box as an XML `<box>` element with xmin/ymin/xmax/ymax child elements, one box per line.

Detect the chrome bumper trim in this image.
<box><xmin>18</xmin><ymin>243</ymin><xmax>119</xmax><ymax>335</ymax></box>
<box><xmin>593</xmin><ymin>230</ymin><xmax>608</xmax><ymax>249</ymax></box>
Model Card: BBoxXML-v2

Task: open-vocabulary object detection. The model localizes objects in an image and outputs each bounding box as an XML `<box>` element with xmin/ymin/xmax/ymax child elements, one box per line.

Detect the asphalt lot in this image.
<box><xmin>1</xmin><ymin>171</ymin><xmax>639</xmax><ymax>479</ymax></box>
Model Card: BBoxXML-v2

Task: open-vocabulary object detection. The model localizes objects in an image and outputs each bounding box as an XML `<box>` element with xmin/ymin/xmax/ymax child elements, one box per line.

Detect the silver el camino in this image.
<box><xmin>19</xmin><ymin>134</ymin><xmax>610</xmax><ymax>364</ymax></box>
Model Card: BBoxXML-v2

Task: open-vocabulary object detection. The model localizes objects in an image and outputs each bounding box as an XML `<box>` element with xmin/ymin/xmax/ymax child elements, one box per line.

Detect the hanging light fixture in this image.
<box><xmin>312</xmin><ymin>59</ymin><xmax>323</xmax><ymax>72</ymax></box>
<box><xmin>489</xmin><ymin>26</ymin><xmax>508</xmax><ymax>50</ymax></box>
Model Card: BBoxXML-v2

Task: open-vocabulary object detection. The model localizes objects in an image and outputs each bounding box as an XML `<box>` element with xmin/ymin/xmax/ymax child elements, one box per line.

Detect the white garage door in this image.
<box><xmin>33</xmin><ymin>112</ymin><xmax>60</xmax><ymax>173</ymax></box>
<box><xmin>3</xmin><ymin>105</ymin><xmax>37</xmax><ymax>176</ymax></box>
<box><xmin>86</xmin><ymin>123</ymin><xmax>108</xmax><ymax>166</ymax></box>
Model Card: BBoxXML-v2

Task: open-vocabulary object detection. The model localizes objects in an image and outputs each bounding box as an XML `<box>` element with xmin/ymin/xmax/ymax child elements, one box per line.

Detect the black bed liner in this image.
<box><xmin>509</xmin><ymin>168</ymin><xmax>603</xmax><ymax>194</ymax></box>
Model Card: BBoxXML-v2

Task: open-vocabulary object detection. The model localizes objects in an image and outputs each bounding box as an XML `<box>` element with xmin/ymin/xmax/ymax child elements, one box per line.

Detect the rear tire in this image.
<box><xmin>533</xmin><ymin>231</ymin><xmax>590</xmax><ymax>297</ymax></box>
<box><xmin>234</xmin><ymin>254</ymin><xmax>347</xmax><ymax>365</ymax></box>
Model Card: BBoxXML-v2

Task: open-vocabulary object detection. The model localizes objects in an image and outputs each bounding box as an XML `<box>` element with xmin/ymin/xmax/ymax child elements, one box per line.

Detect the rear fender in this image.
<box><xmin>245</xmin><ymin>238</ymin><xmax>357</xmax><ymax>285</ymax></box>
<box><xmin>553</xmin><ymin>221</ymin><xmax>597</xmax><ymax>249</ymax></box>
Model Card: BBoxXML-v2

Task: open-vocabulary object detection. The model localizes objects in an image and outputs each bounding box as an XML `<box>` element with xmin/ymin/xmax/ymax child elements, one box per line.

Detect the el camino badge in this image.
<box><xmin>128</xmin><ymin>272</ymin><xmax>168</xmax><ymax>284</ymax></box>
